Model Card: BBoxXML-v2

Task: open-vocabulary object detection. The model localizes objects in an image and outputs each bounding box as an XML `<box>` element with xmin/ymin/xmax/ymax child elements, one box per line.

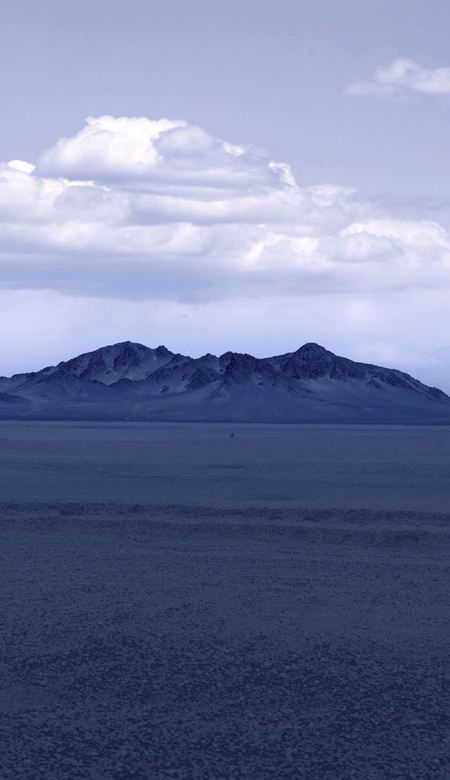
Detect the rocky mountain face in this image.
<box><xmin>0</xmin><ymin>341</ymin><xmax>449</xmax><ymax>423</ymax></box>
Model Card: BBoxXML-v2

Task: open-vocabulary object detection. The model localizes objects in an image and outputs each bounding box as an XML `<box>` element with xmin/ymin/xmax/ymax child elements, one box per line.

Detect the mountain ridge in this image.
<box><xmin>0</xmin><ymin>341</ymin><xmax>449</xmax><ymax>423</ymax></box>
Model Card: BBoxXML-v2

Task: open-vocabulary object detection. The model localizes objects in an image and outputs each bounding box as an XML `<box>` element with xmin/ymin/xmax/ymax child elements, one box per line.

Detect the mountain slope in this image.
<box><xmin>0</xmin><ymin>341</ymin><xmax>449</xmax><ymax>423</ymax></box>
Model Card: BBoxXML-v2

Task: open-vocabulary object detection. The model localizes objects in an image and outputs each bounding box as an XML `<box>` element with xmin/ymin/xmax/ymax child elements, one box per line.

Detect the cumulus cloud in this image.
<box><xmin>0</xmin><ymin>115</ymin><xmax>449</xmax><ymax>304</ymax></box>
<box><xmin>36</xmin><ymin>115</ymin><xmax>290</xmax><ymax>189</ymax></box>
<box><xmin>345</xmin><ymin>58</ymin><xmax>450</xmax><ymax>98</ymax></box>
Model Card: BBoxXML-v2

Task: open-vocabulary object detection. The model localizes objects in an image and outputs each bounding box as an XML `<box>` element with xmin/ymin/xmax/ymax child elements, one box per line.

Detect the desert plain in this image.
<box><xmin>1</xmin><ymin>422</ymin><xmax>450</xmax><ymax>779</ymax></box>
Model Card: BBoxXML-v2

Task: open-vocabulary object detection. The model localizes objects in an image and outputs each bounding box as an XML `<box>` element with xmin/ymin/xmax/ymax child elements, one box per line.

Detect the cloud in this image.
<box><xmin>0</xmin><ymin>115</ymin><xmax>450</xmax><ymax>304</ymax></box>
<box><xmin>345</xmin><ymin>58</ymin><xmax>450</xmax><ymax>98</ymax></box>
<box><xmin>36</xmin><ymin>115</ymin><xmax>290</xmax><ymax>189</ymax></box>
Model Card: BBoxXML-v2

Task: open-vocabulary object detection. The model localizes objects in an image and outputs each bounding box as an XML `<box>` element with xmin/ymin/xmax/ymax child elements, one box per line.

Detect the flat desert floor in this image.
<box><xmin>1</xmin><ymin>422</ymin><xmax>450</xmax><ymax>779</ymax></box>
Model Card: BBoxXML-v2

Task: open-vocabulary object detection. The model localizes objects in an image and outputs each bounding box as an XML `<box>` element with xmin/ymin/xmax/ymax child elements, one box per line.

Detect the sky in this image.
<box><xmin>2</xmin><ymin>0</ymin><xmax>450</xmax><ymax>389</ymax></box>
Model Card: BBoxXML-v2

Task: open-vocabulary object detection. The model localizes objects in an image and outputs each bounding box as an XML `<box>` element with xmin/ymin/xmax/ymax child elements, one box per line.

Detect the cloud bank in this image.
<box><xmin>345</xmin><ymin>58</ymin><xmax>450</xmax><ymax>99</ymax></box>
<box><xmin>0</xmin><ymin>114</ymin><xmax>449</xmax><ymax>303</ymax></box>
<box><xmin>2</xmin><ymin>115</ymin><xmax>450</xmax><ymax>389</ymax></box>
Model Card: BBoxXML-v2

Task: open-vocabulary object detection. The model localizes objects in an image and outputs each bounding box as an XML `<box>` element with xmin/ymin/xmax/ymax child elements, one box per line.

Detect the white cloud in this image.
<box><xmin>0</xmin><ymin>115</ymin><xmax>449</xmax><ymax>306</ymax></box>
<box><xmin>345</xmin><ymin>58</ymin><xmax>450</xmax><ymax>98</ymax></box>
<box><xmin>36</xmin><ymin>115</ymin><xmax>285</xmax><ymax>190</ymax></box>
<box><xmin>4</xmin><ymin>115</ymin><xmax>450</xmax><ymax>387</ymax></box>
<box><xmin>37</xmin><ymin>116</ymin><xmax>184</xmax><ymax>181</ymax></box>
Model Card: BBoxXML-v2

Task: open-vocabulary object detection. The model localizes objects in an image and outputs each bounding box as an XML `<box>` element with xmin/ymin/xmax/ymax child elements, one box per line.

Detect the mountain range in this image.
<box><xmin>0</xmin><ymin>341</ymin><xmax>449</xmax><ymax>423</ymax></box>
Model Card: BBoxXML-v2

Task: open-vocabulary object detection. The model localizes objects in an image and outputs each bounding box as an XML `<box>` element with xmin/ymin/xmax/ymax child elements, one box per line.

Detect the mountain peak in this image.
<box><xmin>296</xmin><ymin>343</ymin><xmax>330</xmax><ymax>355</ymax></box>
<box><xmin>155</xmin><ymin>345</ymin><xmax>170</xmax><ymax>357</ymax></box>
<box><xmin>1</xmin><ymin>340</ymin><xmax>449</xmax><ymax>423</ymax></box>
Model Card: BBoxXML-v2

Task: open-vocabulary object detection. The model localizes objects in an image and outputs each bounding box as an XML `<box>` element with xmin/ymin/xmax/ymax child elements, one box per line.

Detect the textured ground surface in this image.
<box><xmin>2</xmin><ymin>421</ymin><xmax>450</xmax><ymax>510</ymax></box>
<box><xmin>1</xmin><ymin>423</ymin><xmax>450</xmax><ymax>779</ymax></box>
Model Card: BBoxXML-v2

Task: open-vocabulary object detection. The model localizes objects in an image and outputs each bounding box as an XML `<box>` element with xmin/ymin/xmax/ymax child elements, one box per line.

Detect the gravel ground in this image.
<box><xmin>2</xmin><ymin>502</ymin><xmax>450</xmax><ymax>779</ymax></box>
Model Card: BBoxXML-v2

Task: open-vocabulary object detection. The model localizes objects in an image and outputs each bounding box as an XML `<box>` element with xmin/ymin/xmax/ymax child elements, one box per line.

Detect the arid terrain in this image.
<box><xmin>1</xmin><ymin>422</ymin><xmax>450</xmax><ymax>779</ymax></box>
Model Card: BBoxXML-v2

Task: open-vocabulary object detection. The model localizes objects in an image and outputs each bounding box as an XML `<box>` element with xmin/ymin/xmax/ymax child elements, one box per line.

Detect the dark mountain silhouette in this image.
<box><xmin>0</xmin><ymin>341</ymin><xmax>449</xmax><ymax>423</ymax></box>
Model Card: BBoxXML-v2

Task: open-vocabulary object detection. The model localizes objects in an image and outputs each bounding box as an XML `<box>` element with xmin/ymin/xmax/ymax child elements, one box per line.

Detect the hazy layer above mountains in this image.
<box><xmin>0</xmin><ymin>341</ymin><xmax>449</xmax><ymax>424</ymax></box>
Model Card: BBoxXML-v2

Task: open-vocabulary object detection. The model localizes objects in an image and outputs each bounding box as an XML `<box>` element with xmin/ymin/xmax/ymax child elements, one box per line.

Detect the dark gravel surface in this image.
<box><xmin>1</xmin><ymin>502</ymin><xmax>450</xmax><ymax>779</ymax></box>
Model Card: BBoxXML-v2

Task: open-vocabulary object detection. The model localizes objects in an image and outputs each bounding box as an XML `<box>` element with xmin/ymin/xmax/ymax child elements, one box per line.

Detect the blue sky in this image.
<box><xmin>2</xmin><ymin>0</ymin><xmax>450</xmax><ymax>389</ymax></box>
